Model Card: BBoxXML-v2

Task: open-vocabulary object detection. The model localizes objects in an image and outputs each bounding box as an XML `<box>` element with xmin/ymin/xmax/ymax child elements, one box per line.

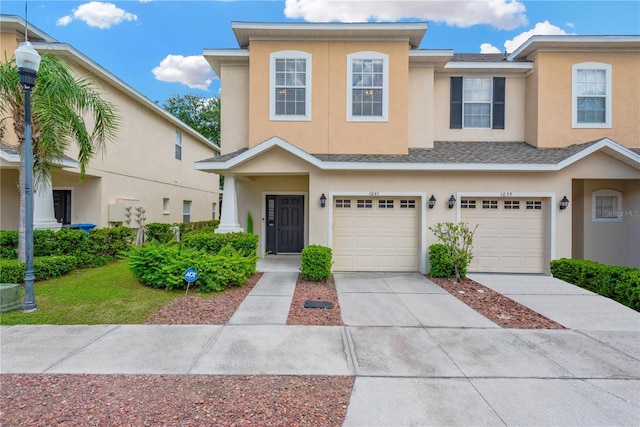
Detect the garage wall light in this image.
<box><xmin>428</xmin><ymin>195</ymin><xmax>436</xmax><ymax>209</ymax></box>
<box><xmin>320</xmin><ymin>193</ymin><xmax>327</xmax><ymax>208</ymax></box>
<box><xmin>448</xmin><ymin>195</ymin><xmax>456</xmax><ymax>209</ymax></box>
<box><xmin>560</xmin><ymin>196</ymin><xmax>570</xmax><ymax>210</ymax></box>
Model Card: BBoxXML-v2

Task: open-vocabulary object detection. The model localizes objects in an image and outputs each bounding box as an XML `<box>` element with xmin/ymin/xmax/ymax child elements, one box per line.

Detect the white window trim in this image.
<box><xmin>162</xmin><ymin>198</ymin><xmax>170</xmax><ymax>215</ymax></box>
<box><xmin>592</xmin><ymin>189</ymin><xmax>622</xmax><ymax>223</ymax></box>
<box><xmin>269</xmin><ymin>50</ymin><xmax>312</xmax><ymax>121</ymax></box>
<box><xmin>174</xmin><ymin>130</ymin><xmax>182</xmax><ymax>160</ymax></box>
<box><xmin>463</xmin><ymin>76</ymin><xmax>493</xmax><ymax>129</ymax></box>
<box><xmin>572</xmin><ymin>62</ymin><xmax>612</xmax><ymax>129</ymax></box>
<box><xmin>347</xmin><ymin>51</ymin><xmax>389</xmax><ymax>122</ymax></box>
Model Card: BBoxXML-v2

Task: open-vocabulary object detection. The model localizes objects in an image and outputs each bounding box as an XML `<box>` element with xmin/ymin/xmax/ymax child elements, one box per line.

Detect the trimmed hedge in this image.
<box><xmin>128</xmin><ymin>243</ymin><xmax>257</xmax><ymax>292</ymax></box>
<box><xmin>182</xmin><ymin>231</ymin><xmax>259</xmax><ymax>257</ymax></box>
<box><xmin>0</xmin><ymin>255</ymin><xmax>77</xmax><ymax>283</ymax></box>
<box><xmin>551</xmin><ymin>258</ymin><xmax>640</xmax><ymax>311</ymax></box>
<box><xmin>0</xmin><ymin>227</ymin><xmax>133</xmax><ymax>267</ymax></box>
<box><xmin>428</xmin><ymin>243</ymin><xmax>468</xmax><ymax>278</ymax></box>
<box><xmin>300</xmin><ymin>245</ymin><xmax>333</xmax><ymax>281</ymax></box>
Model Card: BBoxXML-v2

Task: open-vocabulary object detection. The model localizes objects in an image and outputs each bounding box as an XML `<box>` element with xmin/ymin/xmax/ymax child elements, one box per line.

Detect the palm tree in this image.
<box><xmin>0</xmin><ymin>52</ymin><xmax>121</xmax><ymax>261</ymax></box>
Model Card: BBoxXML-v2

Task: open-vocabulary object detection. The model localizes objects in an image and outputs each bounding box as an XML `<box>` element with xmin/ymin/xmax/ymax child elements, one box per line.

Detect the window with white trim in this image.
<box><xmin>378</xmin><ymin>200</ymin><xmax>394</xmax><ymax>209</ymax></box>
<box><xmin>162</xmin><ymin>198</ymin><xmax>170</xmax><ymax>214</ymax></box>
<box><xmin>183</xmin><ymin>200</ymin><xmax>191</xmax><ymax>223</ymax></box>
<box><xmin>347</xmin><ymin>51</ymin><xmax>389</xmax><ymax>122</ymax></box>
<box><xmin>270</xmin><ymin>51</ymin><xmax>311</xmax><ymax>121</ymax></box>
<box><xmin>592</xmin><ymin>189</ymin><xmax>622</xmax><ymax>222</ymax></box>
<box><xmin>463</xmin><ymin>78</ymin><xmax>492</xmax><ymax>128</ymax></box>
<box><xmin>526</xmin><ymin>200</ymin><xmax>542</xmax><ymax>210</ymax></box>
<box><xmin>572</xmin><ymin>62</ymin><xmax>612</xmax><ymax>128</ymax></box>
<box><xmin>174</xmin><ymin>130</ymin><xmax>182</xmax><ymax>160</ymax></box>
<box><xmin>335</xmin><ymin>199</ymin><xmax>351</xmax><ymax>208</ymax></box>
<box><xmin>504</xmin><ymin>200</ymin><xmax>520</xmax><ymax>210</ymax></box>
<box><xmin>461</xmin><ymin>199</ymin><xmax>476</xmax><ymax>209</ymax></box>
<box><xmin>357</xmin><ymin>199</ymin><xmax>373</xmax><ymax>209</ymax></box>
<box><xmin>212</xmin><ymin>202</ymin><xmax>217</xmax><ymax>220</ymax></box>
<box><xmin>482</xmin><ymin>200</ymin><xmax>498</xmax><ymax>209</ymax></box>
<box><xmin>400</xmin><ymin>200</ymin><xmax>416</xmax><ymax>209</ymax></box>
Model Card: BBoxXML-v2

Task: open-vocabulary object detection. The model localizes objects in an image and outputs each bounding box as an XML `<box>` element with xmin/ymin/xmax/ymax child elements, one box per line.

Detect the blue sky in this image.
<box><xmin>3</xmin><ymin>1</ymin><xmax>639</xmax><ymax>104</ymax></box>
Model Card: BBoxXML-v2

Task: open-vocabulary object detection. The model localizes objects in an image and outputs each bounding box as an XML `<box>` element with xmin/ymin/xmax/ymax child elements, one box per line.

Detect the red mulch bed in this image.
<box><xmin>429</xmin><ymin>275</ymin><xmax>565</xmax><ymax>329</ymax></box>
<box><xmin>287</xmin><ymin>275</ymin><xmax>344</xmax><ymax>326</ymax></box>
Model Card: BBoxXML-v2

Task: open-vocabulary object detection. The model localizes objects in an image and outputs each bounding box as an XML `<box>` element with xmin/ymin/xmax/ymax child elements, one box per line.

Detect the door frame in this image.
<box><xmin>261</xmin><ymin>191</ymin><xmax>308</xmax><ymax>255</ymax></box>
<box><xmin>53</xmin><ymin>187</ymin><xmax>74</xmax><ymax>225</ymax></box>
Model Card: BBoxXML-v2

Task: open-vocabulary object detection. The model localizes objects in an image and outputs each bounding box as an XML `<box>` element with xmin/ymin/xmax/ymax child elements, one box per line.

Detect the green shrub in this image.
<box><xmin>145</xmin><ymin>223</ymin><xmax>175</xmax><ymax>244</ymax></box>
<box><xmin>551</xmin><ymin>258</ymin><xmax>640</xmax><ymax>311</ymax></box>
<box><xmin>428</xmin><ymin>243</ymin><xmax>468</xmax><ymax>278</ymax></box>
<box><xmin>55</xmin><ymin>228</ymin><xmax>90</xmax><ymax>266</ymax></box>
<box><xmin>0</xmin><ymin>255</ymin><xmax>77</xmax><ymax>283</ymax></box>
<box><xmin>300</xmin><ymin>245</ymin><xmax>332</xmax><ymax>281</ymax></box>
<box><xmin>33</xmin><ymin>230</ymin><xmax>59</xmax><ymax>257</ymax></box>
<box><xmin>87</xmin><ymin>226</ymin><xmax>135</xmax><ymax>266</ymax></box>
<box><xmin>178</xmin><ymin>220</ymin><xmax>220</xmax><ymax>237</ymax></box>
<box><xmin>128</xmin><ymin>243</ymin><xmax>257</xmax><ymax>292</ymax></box>
<box><xmin>0</xmin><ymin>230</ymin><xmax>18</xmax><ymax>260</ymax></box>
<box><xmin>429</xmin><ymin>222</ymin><xmax>475</xmax><ymax>282</ymax></box>
<box><xmin>182</xmin><ymin>231</ymin><xmax>258</xmax><ymax>257</ymax></box>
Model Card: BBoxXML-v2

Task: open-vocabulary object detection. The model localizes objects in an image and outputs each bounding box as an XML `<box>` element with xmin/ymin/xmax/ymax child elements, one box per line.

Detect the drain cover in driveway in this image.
<box><xmin>304</xmin><ymin>300</ymin><xmax>334</xmax><ymax>309</ymax></box>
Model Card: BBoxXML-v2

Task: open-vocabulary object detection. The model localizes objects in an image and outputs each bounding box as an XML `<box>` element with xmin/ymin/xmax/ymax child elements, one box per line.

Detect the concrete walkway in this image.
<box><xmin>1</xmin><ymin>260</ymin><xmax>639</xmax><ymax>426</ymax></box>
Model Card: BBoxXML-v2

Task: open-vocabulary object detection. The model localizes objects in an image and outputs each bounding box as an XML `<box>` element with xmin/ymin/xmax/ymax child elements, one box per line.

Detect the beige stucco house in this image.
<box><xmin>196</xmin><ymin>22</ymin><xmax>640</xmax><ymax>274</ymax></box>
<box><xmin>1</xmin><ymin>15</ymin><xmax>220</xmax><ymax>231</ymax></box>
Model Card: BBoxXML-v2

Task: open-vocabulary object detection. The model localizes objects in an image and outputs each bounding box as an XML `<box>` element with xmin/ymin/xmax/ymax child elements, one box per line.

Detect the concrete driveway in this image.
<box><xmin>1</xmin><ymin>268</ymin><xmax>639</xmax><ymax>426</ymax></box>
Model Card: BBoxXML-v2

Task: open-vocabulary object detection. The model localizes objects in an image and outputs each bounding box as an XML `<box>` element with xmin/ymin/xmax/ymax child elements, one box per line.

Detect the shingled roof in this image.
<box><xmin>199</xmin><ymin>141</ymin><xmax>598</xmax><ymax>165</ymax></box>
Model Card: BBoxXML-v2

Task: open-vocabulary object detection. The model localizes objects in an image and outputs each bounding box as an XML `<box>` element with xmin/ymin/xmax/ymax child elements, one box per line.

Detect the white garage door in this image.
<box><xmin>461</xmin><ymin>198</ymin><xmax>546</xmax><ymax>273</ymax></box>
<box><xmin>333</xmin><ymin>197</ymin><xmax>419</xmax><ymax>271</ymax></box>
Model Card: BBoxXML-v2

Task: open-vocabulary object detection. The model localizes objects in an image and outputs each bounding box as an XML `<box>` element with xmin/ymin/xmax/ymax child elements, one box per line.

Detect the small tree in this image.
<box><xmin>429</xmin><ymin>222</ymin><xmax>477</xmax><ymax>283</ymax></box>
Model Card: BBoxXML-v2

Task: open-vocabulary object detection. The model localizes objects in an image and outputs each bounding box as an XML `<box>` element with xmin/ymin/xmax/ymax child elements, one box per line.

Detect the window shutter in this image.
<box><xmin>492</xmin><ymin>77</ymin><xmax>505</xmax><ymax>129</ymax></box>
<box><xmin>450</xmin><ymin>77</ymin><xmax>463</xmax><ymax>129</ymax></box>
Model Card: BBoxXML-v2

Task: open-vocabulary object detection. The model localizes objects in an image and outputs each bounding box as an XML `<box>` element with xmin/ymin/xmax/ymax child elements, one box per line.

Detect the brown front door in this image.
<box><xmin>265</xmin><ymin>195</ymin><xmax>304</xmax><ymax>254</ymax></box>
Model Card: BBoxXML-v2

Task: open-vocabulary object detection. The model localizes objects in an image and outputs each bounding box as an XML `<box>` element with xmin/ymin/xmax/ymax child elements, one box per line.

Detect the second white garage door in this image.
<box><xmin>333</xmin><ymin>197</ymin><xmax>419</xmax><ymax>271</ymax></box>
<box><xmin>461</xmin><ymin>198</ymin><xmax>547</xmax><ymax>273</ymax></box>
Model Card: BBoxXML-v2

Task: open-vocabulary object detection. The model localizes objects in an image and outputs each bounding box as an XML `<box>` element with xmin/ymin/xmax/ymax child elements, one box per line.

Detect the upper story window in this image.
<box><xmin>174</xmin><ymin>130</ymin><xmax>182</xmax><ymax>160</ymax></box>
<box><xmin>572</xmin><ymin>62</ymin><xmax>612</xmax><ymax>128</ymax></box>
<box><xmin>347</xmin><ymin>51</ymin><xmax>389</xmax><ymax>122</ymax></box>
<box><xmin>270</xmin><ymin>50</ymin><xmax>312</xmax><ymax>121</ymax></box>
<box><xmin>450</xmin><ymin>77</ymin><xmax>505</xmax><ymax>129</ymax></box>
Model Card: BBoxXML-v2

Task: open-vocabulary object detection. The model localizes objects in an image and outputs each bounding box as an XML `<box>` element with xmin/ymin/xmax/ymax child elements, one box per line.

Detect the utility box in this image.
<box><xmin>108</xmin><ymin>203</ymin><xmax>125</xmax><ymax>222</ymax></box>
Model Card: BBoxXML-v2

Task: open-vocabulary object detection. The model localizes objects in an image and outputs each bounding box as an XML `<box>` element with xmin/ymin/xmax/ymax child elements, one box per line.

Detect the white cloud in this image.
<box><xmin>56</xmin><ymin>2</ymin><xmax>137</xmax><ymax>29</ymax></box>
<box><xmin>480</xmin><ymin>43</ymin><xmax>501</xmax><ymax>53</ymax></box>
<box><xmin>284</xmin><ymin>0</ymin><xmax>528</xmax><ymax>30</ymax></box>
<box><xmin>152</xmin><ymin>55</ymin><xmax>216</xmax><ymax>90</ymax></box>
<box><xmin>503</xmin><ymin>20</ymin><xmax>572</xmax><ymax>52</ymax></box>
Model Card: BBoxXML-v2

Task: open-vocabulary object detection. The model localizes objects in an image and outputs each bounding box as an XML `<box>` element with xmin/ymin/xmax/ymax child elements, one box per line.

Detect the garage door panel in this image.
<box><xmin>333</xmin><ymin>197</ymin><xmax>419</xmax><ymax>272</ymax></box>
<box><xmin>462</xmin><ymin>198</ymin><xmax>546</xmax><ymax>274</ymax></box>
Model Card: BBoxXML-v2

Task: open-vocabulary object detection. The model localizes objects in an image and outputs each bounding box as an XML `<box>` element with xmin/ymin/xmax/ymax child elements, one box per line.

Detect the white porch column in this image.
<box><xmin>34</xmin><ymin>181</ymin><xmax>61</xmax><ymax>230</ymax></box>
<box><xmin>215</xmin><ymin>174</ymin><xmax>244</xmax><ymax>234</ymax></box>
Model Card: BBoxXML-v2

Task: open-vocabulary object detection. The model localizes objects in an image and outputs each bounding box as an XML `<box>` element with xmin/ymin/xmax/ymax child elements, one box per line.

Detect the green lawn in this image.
<box><xmin>0</xmin><ymin>261</ymin><xmax>183</xmax><ymax>325</ymax></box>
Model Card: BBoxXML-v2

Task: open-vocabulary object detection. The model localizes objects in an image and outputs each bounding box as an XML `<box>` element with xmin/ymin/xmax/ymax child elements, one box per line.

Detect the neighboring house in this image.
<box><xmin>1</xmin><ymin>15</ymin><xmax>220</xmax><ymax>231</ymax></box>
<box><xmin>196</xmin><ymin>22</ymin><xmax>640</xmax><ymax>274</ymax></box>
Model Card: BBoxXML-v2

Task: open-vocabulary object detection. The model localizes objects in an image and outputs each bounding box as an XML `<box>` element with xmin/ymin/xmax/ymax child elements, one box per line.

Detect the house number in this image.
<box><xmin>369</xmin><ymin>191</ymin><xmax>379</xmax><ymax>196</ymax></box>
<box><xmin>500</xmin><ymin>192</ymin><xmax>513</xmax><ymax>197</ymax></box>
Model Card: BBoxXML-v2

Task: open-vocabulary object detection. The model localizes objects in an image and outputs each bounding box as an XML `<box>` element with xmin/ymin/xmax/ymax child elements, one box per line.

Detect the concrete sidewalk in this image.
<box><xmin>1</xmin><ymin>267</ymin><xmax>639</xmax><ymax>426</ymax></box>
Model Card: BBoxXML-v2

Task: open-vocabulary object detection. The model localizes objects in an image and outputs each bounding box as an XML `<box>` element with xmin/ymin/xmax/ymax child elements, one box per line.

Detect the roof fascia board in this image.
<box><xmin>508</xmin><ymin>35</ymin><xmax>640</xmax><ymax>61</ymax></box>
<box><xmin>1</xmin><ymin>149</ymin><xmax>80</xmax><ymax>168</ymax></box>
<box><xmin>444</xmin><ymin>62</ymin><xmax>532</xmax><ymax>71</ymax></box>
<box><xmin>231</xmin><ymin>21</ymin><xmax>428</xmax><ymax>32</ymax></box>
<box><xmin>556</xmin><ymin>138</ymin><xmax>640</xmax><ymax>170</ymax></box>
<box><xmin>33</xmin><ymin>42</ymin><xmax>220</xmax><ymax>153</ymax></box>
<box><xmin>1</xmin><ymin>15</ymin><xmax>56</xmax><ymax>42</ymax></box>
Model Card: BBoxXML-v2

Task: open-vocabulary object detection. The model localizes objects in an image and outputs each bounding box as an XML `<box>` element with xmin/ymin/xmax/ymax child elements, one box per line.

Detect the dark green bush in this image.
<box><xmin>428</xmin><ymin>243</ymin><xmax>467</xmax><ymax>278</ymax></box>
<box><xmin>145</xmin><ymin>223</ymin><xmax>175</xmax><ymax>244</ymax></box>
<box><xmin>128</xmin><ymin>243</ymin><xmax>257</xmax><ymax>292</ymax></box>
<box><xmin>33</xmin><ymin>230</ymin><xmax>59</xmax><ymax>257</ymax></box>
<box><xmin>551</xmin><ymin>258</ymin><xmax>640</xmax><ymax>311</ymax></box>
<box><xmin>0</xmin><ymin>230</ymin><xmax>18</xmax><ymax>259</ymax></box>
<box><xmin>178</xmin><ymin>220</ymin><xmax>220</xmax><ymax>237</ymax></box>
<box><xmin>0</xmin><ymin>255</ymin><xmax>77</xmax><ymax>283</ymax></box>
<box><xmin>182</xmin><ymin>231</ymin><xmax>258</xmax><ymax>257</ymax></box>
<box><xmin>87</xmin><ymin>226</ymin><xmax>135</xmax><ymax>266</ymax></box>
<box><xmin>300</xmin><ymin>245</ymin><xmax>332</xmax><ymax>281</ymax></box>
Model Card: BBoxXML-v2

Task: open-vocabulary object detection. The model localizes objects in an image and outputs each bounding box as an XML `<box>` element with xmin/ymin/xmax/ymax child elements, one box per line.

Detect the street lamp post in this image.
<box><xmin>15</xmin><ymin>41</ymin><xmax>42</xmax><ymax>313</ymax></box>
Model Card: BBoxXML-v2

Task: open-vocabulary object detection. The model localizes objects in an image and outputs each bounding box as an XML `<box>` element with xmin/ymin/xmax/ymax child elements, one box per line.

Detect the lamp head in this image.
<box><xmin>14</xmin><ymin>41</ymin><xmax>41</xmax><ymax>88</ymax></box>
